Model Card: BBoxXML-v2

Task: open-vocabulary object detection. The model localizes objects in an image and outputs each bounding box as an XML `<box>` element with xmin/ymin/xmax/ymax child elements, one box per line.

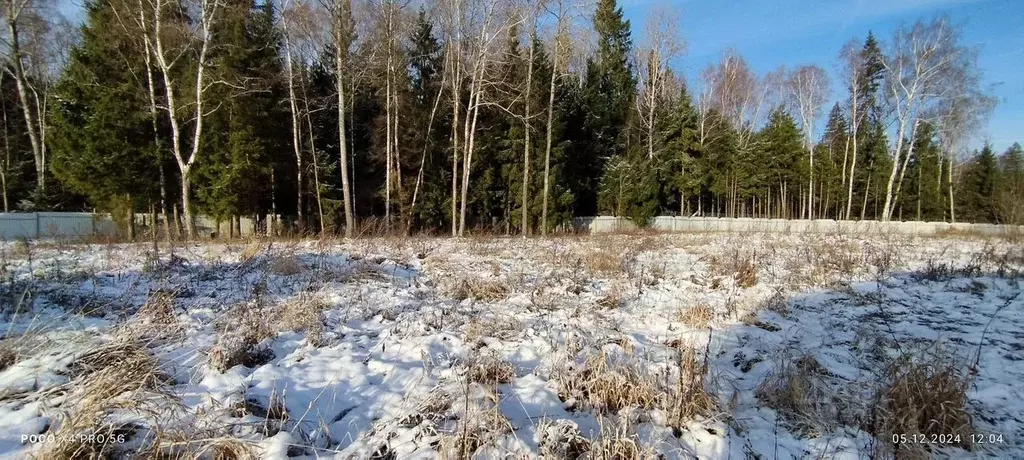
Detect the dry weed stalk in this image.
<box><xmin>664</xmin><ymin>345</ymin><xmax>715</xmax><ymax>427</ymax></box>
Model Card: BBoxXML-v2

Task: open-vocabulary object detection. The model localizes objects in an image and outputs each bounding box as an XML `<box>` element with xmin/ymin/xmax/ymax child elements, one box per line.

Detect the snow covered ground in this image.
<box><xmin>0</xmin><ymin>231</ymin><xmax>1020</xmax><ymax>459</ymax></box>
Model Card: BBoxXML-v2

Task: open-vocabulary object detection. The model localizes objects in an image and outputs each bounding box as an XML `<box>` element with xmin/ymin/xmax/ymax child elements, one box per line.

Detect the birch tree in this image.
<box><xmin>879</xmin><ymin>16</ymin><xmax>962</xmax><ymax>221</ymax></box>
<box><xmin>635</xmin><ymin>6</ymin><xmax>682</xmax><ymax>160</ymax></box>
<box><xmin>539</xmin><ymin>0</ymin><xmax>572</xmax><ymax>234</ymax></box>
<box><xmin>1</xmin><ymin>0</ymin><xmax>53</xmax><ymax>194</ymax></box>
<box><xmin>786</xmin><ymin>64</ymin><xmax>828</xmax><ymax>219</ymax></box>
<box><xmin>145</xmin><ymin>0</ymin><xmax>222</xmax><ymax>237</ymax></box>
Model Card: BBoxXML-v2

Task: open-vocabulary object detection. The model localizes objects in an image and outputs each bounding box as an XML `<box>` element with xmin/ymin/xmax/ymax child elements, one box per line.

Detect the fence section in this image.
<box><xmin>2</xmin><ymin>212</ymin><xmax>1018</xmax><ymax>240</ymax></box>
<box><xmin>0</xmin><ymin>213</ymin><xmax>120</xmax><ymax>240</ymax></box>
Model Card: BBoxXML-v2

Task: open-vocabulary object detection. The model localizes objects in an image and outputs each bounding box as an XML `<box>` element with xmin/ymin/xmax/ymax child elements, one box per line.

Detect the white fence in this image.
<box><xmin>570</xmin><ymin>216</ymin><xmax>1020</xmax><ymax>236</ymax></box>
<box><xmin>2</xmin><ymin>212</ymin><xmax>1019</xmax><ymax>240</ymax></box>
<box><xmin>0</xmin><ymin>212</ymin><xmax>275</xmax><ymax>240</ymax></box>
<box><xmin>0</xmin><ymin>212</ymin><xmax>121</xmax><ymax>240</ymax></box>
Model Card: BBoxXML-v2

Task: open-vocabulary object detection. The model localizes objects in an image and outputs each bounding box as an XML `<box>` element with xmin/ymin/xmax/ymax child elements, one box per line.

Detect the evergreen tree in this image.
<box><xmin>195</xmin><ymin>0</ymin><xmax>288</xmax><ymax>224</ymax></box>
<box><xmin>818</xmin><ymin>103</ymin><xmax>849</xmax><ymax>218</ymax></box>
<box><xmin>406</xmin><ymin>10</ymin><xmax>451</xmax><ymax>231</ymax></box>
<box><xmin>50</xmin><ymin>0</ymin><xmax>160</xmax><ymax>225</ymax></box>
<box><xmin>579</xmin><ymin>0</ymin><xmax>634</xmax><ymax>216</ymax></box>
<box><xmin>996</xmin><ymin>143</ymin><xmax>1023</xmax><ymax>224</ymax></box>
<box><xmin>959</xmin><ymin>144</ymin><xmax>998</xmax><ymax>223</ymax></box>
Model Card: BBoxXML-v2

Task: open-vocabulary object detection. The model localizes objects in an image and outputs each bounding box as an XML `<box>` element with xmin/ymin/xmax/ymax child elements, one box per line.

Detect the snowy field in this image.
<box><xmin>0</xmin><ymin>231</ymin><xmax>1020</xmax><ymax>459</ymax></box>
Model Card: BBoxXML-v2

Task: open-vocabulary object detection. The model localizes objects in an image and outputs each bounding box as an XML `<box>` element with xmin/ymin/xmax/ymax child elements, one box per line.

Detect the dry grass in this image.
<box><xmin>677</xmin><ymin>303</ymin><xmax>715</xmax><ymax>328</ymax></box>
<box><xmin>239</xmin><ymin>240</ymin><xmax>268</xmax><ymax>263</ymax></box>
<box><xmin>539</xmin><ymin>419</ymin><xmax>590</xmax><ymax>458</ymax></box>
<box><xmin>274</xmin><ymin>294</ymin><xmax>327</xmax><ymax>347</ymax></box>
<box><xmin>584</xmin><ymin>249</ymin><xmax>624</xmax><ymax>276</ymax></box>
<box><xmin>444</xmin><ymin>277</ymin><xmax>510</xmax><ymax>301</ymax></box>
<box><xmin>466</xmin><ymin>350</ymin><xmax>516</xmax><ymax>385</ymax></box>
<box><xmin>209</xmin><ymin>303</ymin><xmax>276</xmax><ymax>372</ymax></box>
<box><xmin>464</xmin><ymin>315</ymin><xmax>522</xmax><ymax>343</ymax></box>
<box><xmin>268</xmin><ymin>254</ymin><xmax>305</xmax><ymax>276</ymax></box>
<box><xmin>755</xmin><ymin>355</ymin><xmax>840</xmax><ymax>436</ymax></box>
<box><xmin>587</xmin><ymin>416</ymin><xmax>658</xmax><ymax>460</ymax></box>
<box><xmin>664</xmin><ymin>345</ymin><xmax>715</xmax><ymax>427</ymax></box>
<box><xmin>555</xmin><ymin>349</ymin><xmax>659</xmax><ymax>414</ymax></box>
<box><xmin>0</xmin><ymin>341</ymin><xmax>18</xmax><ymax>372</ymax></box>
<box><xmin>39</xmin><ymin>336</ymin><xmax>178</xmax><ymax>460</ymax></box>
<box><xmin>872</xmin><ymin>351</ymin><xmax>974</xmax><ymax>457</ymax></box>
<box><xmin>708</xmin><ymin>250</ymin><xmax>758</xmax><ymax>288</ymax></box>
<box><xmin>437</xmin><ymin>393</ymin><xmax>512</xmax><ymax>460</ymax></box>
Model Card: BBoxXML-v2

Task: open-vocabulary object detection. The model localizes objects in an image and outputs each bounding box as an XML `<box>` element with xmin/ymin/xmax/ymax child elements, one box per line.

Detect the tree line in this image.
<box><xmin>1</xmin><ymin>0</ymin><xmax>1020</xmax><ymax>238</ymax></box>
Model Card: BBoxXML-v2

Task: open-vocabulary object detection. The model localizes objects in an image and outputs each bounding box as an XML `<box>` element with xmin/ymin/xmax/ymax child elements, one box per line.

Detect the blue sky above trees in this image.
<box><xmin>627</xmin><ymin>0</ymin><xmax>1021</xmax><ymax>151</ymax></box>
<box><xmin>59</xmin><ymin>0</ymin><xmax>1021</xmax><ymax>151</ymax></box>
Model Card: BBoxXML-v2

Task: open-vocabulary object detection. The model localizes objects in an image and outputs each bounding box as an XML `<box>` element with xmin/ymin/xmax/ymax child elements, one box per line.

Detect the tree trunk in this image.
<box><xmin>541</xmin><ymin>42</ymin><xmax>558</xmax><ymax>236</ymax></box>
<box><xmin>5</xmin><ymin>19</ymin><xmax>44</xmax><ymax>193</ymax></box>
<box><xmin>521</xmin><ymin>32</ymin><xmax>535</xmax><ymax>236</ymax></box>
<box><xmin>947</xmin><ymin>155</ymin><xmax>956</xmax><ymax>223</ymax></box>
<box><xmin>459</xmin><ymin>75</ymin><xmax>482</xmax><ymax>237</ymax></box>
<box><xmin>892</xmin><ymin>119</ymin><xmax>919</xmax><ymax>214</ymax></box>
<box><xmin>283</xmin><ymin>31</ymin><xmax>305</xmax><ymax>233</ymax></box>
<box><xmin>450</xmin><ymin>40</ymin><xmax>461</xmax><ymax>237</ymax></box>
<box><xmin>334</xmin><ymin>10</ymin><xmax>354</xmax><ymax>238</ymax></box>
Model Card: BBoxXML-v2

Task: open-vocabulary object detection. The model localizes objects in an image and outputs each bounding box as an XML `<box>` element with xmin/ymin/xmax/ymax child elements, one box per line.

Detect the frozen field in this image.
<box><xmin>0</xmin><ymin>232</ymin><xmax>1020</xmax><ymax>459</ymax></box>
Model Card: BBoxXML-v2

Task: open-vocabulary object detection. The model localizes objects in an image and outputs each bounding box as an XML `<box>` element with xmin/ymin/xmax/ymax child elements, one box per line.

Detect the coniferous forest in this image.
<box><xmin>1</xmin><ymin>0</ymin><xmax>1021</xmax><ymax>237</ymax></box>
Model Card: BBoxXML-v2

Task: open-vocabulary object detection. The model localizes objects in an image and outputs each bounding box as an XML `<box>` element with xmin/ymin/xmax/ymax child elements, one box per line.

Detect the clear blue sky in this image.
<box><xmin>625</xmin><ymin>0</ymin><xmax>1022</xmax><ymax>152</ymax></box>
<box><xmin>58</xmin><ymin>0</ymin><xmax>1021</xmax><ymax>152</ymax></box>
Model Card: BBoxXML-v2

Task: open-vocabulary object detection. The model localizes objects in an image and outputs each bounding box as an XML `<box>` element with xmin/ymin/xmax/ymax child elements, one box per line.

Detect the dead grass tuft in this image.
<box><xmin>209</xmin><ymin>303</ymin><xmax>276</xmax><ymax>372</ymax></box>
<box><xmin>677</xmin><ymin>303</ymin><xmax>715</xmax><ymax>328</ymax></box>
<box><xmin>437</xmin><ymin>401</ymin><xmax>511</xmax><ymax>460</ymax></box>
<box><xmin>41</xmin><ymin>336</ymin><xmax>178</xmax><ymax>460</ymax></box>
<box><xmin>275</xmin><ymin>294</ymin><xmax>328</xmax><ymax>347</ymax></box>
<box><xmin>445</xmin><ymin>277</ymin><xmax>510</xmax><ymax>301</ymax></box>
<box><xmin>872</xmin><ymin>350</ymin><xmax>973</xmax><ymax>457</ymax></box>
<box><xmin>708</xmin><ymin>250</ymin><xmax>758</xmax><ymax>288</ymax></box>
<box><xmin>555</xmin><ymin>349</ymin><xmax>659</xmax><ymax>414</ymax></box>
<box><xmin>239</xmin><ymin>241</ymin><xmax>267</xmax><ymax>263</ymax></box>
<box><xmin>588</xmin><ymin>416</ymin><xmax>658</xmax><ymax>460</ymax></box>
<box><xmin>664</xmin><ymin>345</ymin><xmax>715</xmax><ymax>426</ymax></box>
<box><xmin>539</xmin><ymin>419</ymin><xmax>590</xmax><ymax>458</ymax></box>
<box><xmin>584</xmin><ymin>249</ymin><xmax>624</xmax><ymax>275</ymax></box>
<box><xmin>0</xmin><ymin>343</ymin><xmax>17</xmax><ymax>372</ymax></box>
<box><xmin>464</xmin><ymin>315</ymin><xmax>522</xmax><ymax>343</ymax></box>
<box><xmin>466</xmin><ymin>350</ymin><xmax>516</xmax><ymax>385</ymax></box>
<box><xmin>756</xmin><ymin>355</ymin><xmax>841</xmax><ymax>436</ymax></box>
<box><xmin>269</xmin><ymin>254</ymin><xmax>305</xmax><ymax>276</ymax></box>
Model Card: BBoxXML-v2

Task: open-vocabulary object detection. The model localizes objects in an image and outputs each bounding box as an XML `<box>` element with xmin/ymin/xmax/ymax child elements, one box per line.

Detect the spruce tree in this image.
<box><xmin>579</xmin><ymin>0</ymin><xmax>634</xmax><ymax>216</ymax></box>
<box><xmin>50</xmin><ymin>0</ymin><xmax>159</xmax><ymax>226</ymax></box>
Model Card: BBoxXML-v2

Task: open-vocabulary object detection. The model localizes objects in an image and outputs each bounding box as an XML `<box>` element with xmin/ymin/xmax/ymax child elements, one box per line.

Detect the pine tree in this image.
<box><xmin>959</xmin><ymin>144</ymin><xmax>998</xmax><ymax>223</ymax></box>
<box><xmin>580</xmin><ymin>0</ymin><xmax>634</xmax><ymax>216</ymax></box>
<box><xmin>996</xmin><ymin>143</ymin><xmax>1023</xmax><ymax>223</ymax></box>
<box><xmin>664</xmin><ymin>82</ymin><xmax>701</xmax><ymax>215</ymax></box>
<box><xmin>50</xmin><ymin>0</ymin><xmax>160</xmax><ymax>228</ymax></box>
<box><xmin>818</xmin><ymin>103</ymin><xmax>849</xmax><ymax>217</ymax></box>
<box><xmin>406</xmin><ymin>10</ymin><xmax>451</xmax><ymax>231</ymax></box>
<box><xmin>195</xmin><ymin>0</ymin><xmax>287</xmax><ymax>228</ymax></box>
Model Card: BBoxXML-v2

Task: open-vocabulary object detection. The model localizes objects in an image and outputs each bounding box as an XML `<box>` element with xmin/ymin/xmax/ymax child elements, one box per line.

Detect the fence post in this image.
<box><xmin>35</xmin><ymin>213</ymin><xmax>40</xmax><ymax>239</ymax></box>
